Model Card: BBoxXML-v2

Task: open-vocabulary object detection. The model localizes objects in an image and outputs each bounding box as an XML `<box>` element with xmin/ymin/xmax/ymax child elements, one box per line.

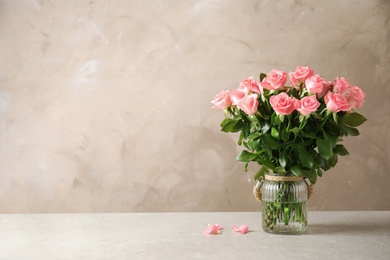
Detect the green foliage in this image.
<box><xmin>218</xmin><ymin>91</ymin><xmax>366</xmax><ymax>184</ymax></box>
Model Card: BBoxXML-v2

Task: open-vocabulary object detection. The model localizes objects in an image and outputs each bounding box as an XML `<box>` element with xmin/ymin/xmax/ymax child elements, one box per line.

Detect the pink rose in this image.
<box><xmin>305</xmin><ymin>74</ymin><xmax>324</xmax><ymax>94</ymax></box>
<box><xmin>260</xmin><ymin>69</ymin><xmax>287</xmax><ymax>90</ymax></box>
<box><xmin>239</xmin><ymin>77</ymin><xmax>262</xmax><ymax>94</ymax></box>
<box><xmin>270</xmin><ymin>92</ymin><xmax>299</xmax><ymax>115</ymax></box>
<box><xmin>317</xmin><ymin>79</ymin><xmax>332</xmax><ymax>98</ymax></box>
<box><xmin>347</xmin><ymin>86</ymin><xmax>366</xmax><ymax>109</ymax></box>
<box><xmin>324</xmin><ymin>91</ymin><xmax>352</xmax><ymax>112</ymax></box>
<box><xmin>289</xmin><ymin>66</ymin><xmax>314</xmax><ymax>85</ymax></box>
<box><xmin>333</xmin><ymin>77</ymin><xmax>353</xmax><ymax>95</ymax></box>
<box><xmin>229</xmin><ymin>89</ymin><xmax>246</xmax><ymax>105</ymax></box>
<box><xmin>296</xmin><ymin>95</ymin><xmax>321</xmax><ymax>116</ymax></box>
<box><xmin>237</xmin><ymin>94</ymin><xmax>258</xmax><ymax>115</ymax></box>
<box><xmin>211</xmin><ymin>90</ymin><xmax>232</xmax><ymax>110</ymax></box>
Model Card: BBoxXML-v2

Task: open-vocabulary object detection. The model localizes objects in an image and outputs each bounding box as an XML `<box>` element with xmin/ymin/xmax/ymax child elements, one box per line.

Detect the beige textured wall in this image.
<box><xmin>0</xmin><ymin>0</ymin><xmax>389</xmax><ymax>213</ymax></box>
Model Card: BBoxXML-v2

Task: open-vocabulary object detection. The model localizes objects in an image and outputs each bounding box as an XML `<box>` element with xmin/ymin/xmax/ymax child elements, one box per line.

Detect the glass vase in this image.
<box><xmin>260</xmin><ymin>174</ymin><xmax>308</xmax><ymax>234</ymax></box>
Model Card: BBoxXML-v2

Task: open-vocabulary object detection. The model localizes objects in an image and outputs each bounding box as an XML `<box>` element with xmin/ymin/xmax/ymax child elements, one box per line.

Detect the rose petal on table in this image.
<box><xmin>232</xmin><ymin>225</ymin><xmax>249</xmax><ymax>234</ymax></box>
<box><xmin>212</xmin><ymin>224</ymin><xmax>223</xmax><ymax>230</ymax></box>
<box><xmin>203</xmin><ymin>224</ymin><xmax>222</xmax><ymax>234</ymax></box>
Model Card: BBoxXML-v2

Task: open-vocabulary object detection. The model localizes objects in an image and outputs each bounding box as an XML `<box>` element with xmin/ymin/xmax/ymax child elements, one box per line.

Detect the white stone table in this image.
<box><xmin>0</xmin><ymin>211</ymin><xmax>389</xmax><ymax>259</ymax></box>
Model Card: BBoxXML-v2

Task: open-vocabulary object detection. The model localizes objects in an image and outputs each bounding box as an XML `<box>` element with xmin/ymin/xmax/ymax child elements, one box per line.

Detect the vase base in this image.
<box><xmin>262</xmin><ymin>223</ymin><xmax>307</xmax><ymax>235</ymax></box>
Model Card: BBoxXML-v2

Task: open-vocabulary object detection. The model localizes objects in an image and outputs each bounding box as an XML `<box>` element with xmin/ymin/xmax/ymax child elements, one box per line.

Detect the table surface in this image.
<box><xmin>0</xmin><ymin>211</ymin><xmax>389</xmax><ymax>259</ymax></box>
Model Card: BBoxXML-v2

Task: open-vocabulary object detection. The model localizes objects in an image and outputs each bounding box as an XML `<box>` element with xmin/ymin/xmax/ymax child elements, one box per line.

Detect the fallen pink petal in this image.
<box><xmin>203</xmin><ymin>224</ymin><xmax>222</xmax><ymax>234</ymax></box>
<box><xmin>232</xmin><ymin>225</ymin><xmax>249</xmax><ymax>234</ymax></box>
<box><xmin>213</xmin><ymin>224</ymin><xmax>223</xmax><ymax>230</ymax></box>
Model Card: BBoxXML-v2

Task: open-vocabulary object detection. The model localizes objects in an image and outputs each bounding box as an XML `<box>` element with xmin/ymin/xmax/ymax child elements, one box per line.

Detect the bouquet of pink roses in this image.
<box><xmin>211</xmin><ymin>66</ymin><xmax>366</xmax><ymax>184</ymax></box>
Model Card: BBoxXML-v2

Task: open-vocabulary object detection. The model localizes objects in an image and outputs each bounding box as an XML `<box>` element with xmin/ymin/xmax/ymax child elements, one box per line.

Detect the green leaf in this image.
<box><xmin>298</xmin><ymin>147</ymin><xmax>314</xmax><ymax>169</ymax></box>
<box><xmin>289</xmin><ymin>127</ymin><xmax>300</xmax><ymax>135</ymax></box>
<box><xmin>248</xmin><ymin>115</ymin><xmax>260</xmax><ymax>129</ymax></box>
<box><xmin>317</xmin><ymin>137</ymin><xmax>333</xmax><ymax>160</ymax></box>
<box><xmin>221</xmin><ymin>119</ymin><xmax>242</xmax><ymax>133</ymax></box>
<box><xmin>305</xmin><ymin>169</ymin><xmax>317</xmax><ymax>184</ymax></box>
<box><xmin>327</xmin><ymin>123</ymin><xmax>342</xmax><ymax>137</ymax></box>
<box><xmin>333</xmin><ymin>144</ymin><xmax>350</xmax><ymax>156</ymax></box>
<box><xmin>290</xmin><ymin>87</ymin><xmax>299</xmax><ymax>98</ymax></box>
<box><xmin>271</xmin><ymin>127</ymin><xmax>279</xmax><ymax>139</ymax></box>
<box><xmin>248</xmin><ymin>132</ymin><xmax>262</xmax><ymax>140</ymax></box>
<box><xmin>290</xmin><ymin>165</ymin><xmax>302</xmax><ymax>177</ymax></box>
<box><xmin>261</xmin><ymin>121</ymin><xmax>271</xmax><ymax>134</ymax></box>
<box><xmin>260</xmin><ymin>73</ymin><xmax>267</xmax><ymax>82</ymax></box>
<box><xmin>317</xmin><ymin>168</ymin><xmax>323</xmax><ymax>177</ymax></box>
<box><xmin>320</xmin><ymin>157</ymin><xmax>331</xmax><ymax>171</ymax></box>
<box><xmin>281</xmin><ymin>129</ymin><xmax>291</xmax><ymax>142</ymax></box>
<box><xmin>329</xmin><ymin>153</ymin><xmax>338</xmax><ymax>167</ymax></box>
<box><xmin>236</xmin><ymin>150</ymin><xmax>257</xmax><ymax>162</ymax></box>
<box><xmin>324</xmin><ymin>132</ymin><xmax>337</xmax><ymax>149</ymax></box>
<box><xmin>279</xmin><ymin>152</ymin><xmax>287</xmax><ymax>168</ymax></box>
<box><xmin>299</xmin><ymin>130</ymin><xmax>317</xmax><ymax>139</ymax></box>
<box><xmin>241</xmin><ymin>123</ymin><xmax>250</xmax><ymax>139</ymax></box>
<box><xmin>258</xmin><ymin>156</ymin><xmax>275</xmax><ymax>170</ymax></box>
<box><xmin>344</xmin><ymin>125</ymin><xmax>360</xmax><ymax>136</ymax></box>
<box><xmin>248</xmin><ymin>139</ymin><xmax>262</xmax><ymax>151</ymax></box>
<box><xmin>254</xmin><ymin>166</ymin><xmax>267</xmax><ymax>181</ymax></box>
<box><xmin>220</xmin><ymin>118</ymin><xmax>228</xmax><ymax>127</ymax></box>
<box><xmin>342</xmin><ymin>112</ymin><xmax>367</xmax><ymax>127</ymax></box>
<box><xmin>238</xmin><ymin>133</ymin><xmax>244</xmax><ymax>145</ymax></box>
<box><xmin>272</xmin><ymin>113</ymin><xmax>282</xmax><ymax>126</ymax></box>
<box><xmin>260</xmin><ymin>134</ymin><xmax>281</xmax><ymax>150</ymax></box>
<box><xmin>274</xmin><ymin>166</ymin><xmax>286</xmax><ymax>174</ymax></box>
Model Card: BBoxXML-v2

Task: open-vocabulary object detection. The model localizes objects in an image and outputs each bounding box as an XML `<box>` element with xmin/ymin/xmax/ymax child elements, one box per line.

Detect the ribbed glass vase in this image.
<box><xmin>261</xmin><ymin>174</ymin><xmax>308</xmax><ymax>234</ymax></box>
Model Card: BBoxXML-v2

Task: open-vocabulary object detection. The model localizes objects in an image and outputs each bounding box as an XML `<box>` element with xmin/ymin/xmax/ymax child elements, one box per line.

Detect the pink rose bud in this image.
<box><xmin>237</xmin><ymin>94</ymin><xmax>259</xmax><ymax>115</ymax></box>
<box><xmin>211</xmin><ymin>90</ymin><xmax>232</xmax><ymax>110</ymax></box>
<box><xmin>325</xmin><ymin>91</ymin><xmax>352</xmax><ymax>112</ymax></box>
<box><xmin>289</xmin><ymin>66</ymin><xmax>314</xmax><ymax>85</ymax></box>
<box><xmin>297</xmin><ymin>95</ymin><xmax>321</xmax><ymax>116</ymax></box>
<box><xmin>260</xmin><ymin>69</ymin><xmax>288</xmax><ymax>90</ymax></box>
<box><xmin>270</xmin><ymin>92</ymin><xmax>298</xmax><ymax>115</ymax></box>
